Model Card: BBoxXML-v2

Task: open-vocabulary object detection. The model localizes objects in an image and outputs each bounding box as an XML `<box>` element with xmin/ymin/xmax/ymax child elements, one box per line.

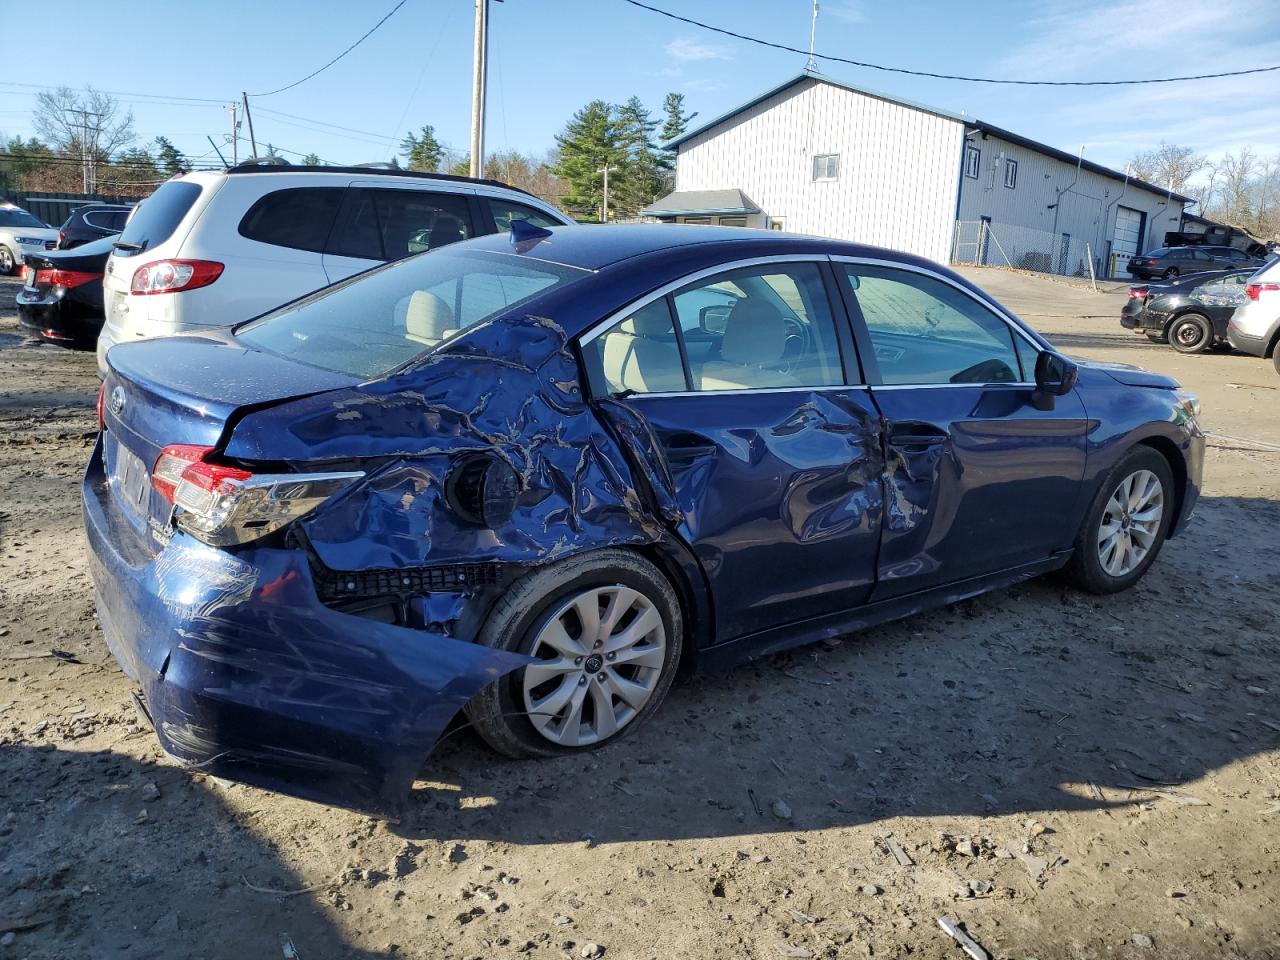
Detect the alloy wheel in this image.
<box><xmin>1097</xmin><ymin>469</ymin><xmax>1164</xmax><ymax>577</ymax></box>
<box><xmin>0</xmin><ymin>248</ymin><xmax>12</xmax><ymax>273</ymax></box>
<box><xmin>521</xmin><ymin>585</ymin><xmax>666</xmax><ymax>747</ymax></box>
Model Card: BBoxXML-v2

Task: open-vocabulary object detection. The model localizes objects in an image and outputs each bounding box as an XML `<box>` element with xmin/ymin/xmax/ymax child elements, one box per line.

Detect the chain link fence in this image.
<box><xmin>952</xmin><ymin>220</ymin><xmax>1102</xmax><ymax>283</ymax></box>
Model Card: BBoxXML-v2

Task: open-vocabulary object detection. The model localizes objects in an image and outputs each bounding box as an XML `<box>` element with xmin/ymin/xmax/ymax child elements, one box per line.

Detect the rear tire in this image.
<box><xmin>1064</xmin><ymin>447</ymin><xmax>1174</xmax><ymax>595</ymax></box>
<box><xmin>1161</xmin><ymin>267</ymin><xmax>1179</xmax><ymax>279</ymax></box>
<box><xmin>465</xmin><ymin>549</ymin><xmax>683</xmax><ymax>758</ymax></box>
<box><xmin>1168</xmin><ymin>313</ymin><xmax>1212</xmax><ymax>354</ymax></box>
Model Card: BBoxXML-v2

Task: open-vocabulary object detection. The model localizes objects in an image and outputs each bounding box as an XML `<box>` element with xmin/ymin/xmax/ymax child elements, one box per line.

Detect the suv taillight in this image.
<box><xmin>151</xmin><ymin>444</ymin><xmax>363</xmax><ymax>546</ymax></box>
<box><xmin>1246</xmin><ymin>282</ymin><xmax>1279</xmax><ymax>302</ymax></box>
<box><xmin>130</xmin><ymin>259</ymin><xmax>223</xmax><ymax>295</ymax></box>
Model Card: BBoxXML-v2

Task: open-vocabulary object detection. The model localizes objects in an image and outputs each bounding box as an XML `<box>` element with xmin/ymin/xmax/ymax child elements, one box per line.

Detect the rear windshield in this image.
<box><xmin>236</xmin><ymin>247</ymin><xmax>587</xmax><ymax>379</ymax></box>
<box><xmin>1144</xmin><ymin>248</ymin><xmax>1171</xmax><ymax>257</ymax></box>
<box><xmin>0</xmin><ymin>207</ymin><xmax>48</xmax><ymax>229</ymax></box>
<box><xmin>114</xmin><ymin>180</ymin><xmax>202</xmax><ymax>256</ymax></box>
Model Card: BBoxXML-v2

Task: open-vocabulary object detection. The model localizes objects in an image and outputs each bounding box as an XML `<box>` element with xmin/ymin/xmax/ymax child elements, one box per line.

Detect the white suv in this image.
<box><xmin>97</xmin><ymin>163</ymin><xmax>571</xmax><ymax>374</ymax></box>
<box><xmin>1226</xmin><ymin>256</ymin><xmax>1280</xmax><ymax>374</ymax></box>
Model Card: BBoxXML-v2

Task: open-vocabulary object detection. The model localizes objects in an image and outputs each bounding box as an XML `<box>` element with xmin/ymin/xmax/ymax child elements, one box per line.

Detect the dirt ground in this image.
<box><xmin>1</xmin><ymin>267</ymin><xmax>1278</xmax><ymax>960</ymax></box>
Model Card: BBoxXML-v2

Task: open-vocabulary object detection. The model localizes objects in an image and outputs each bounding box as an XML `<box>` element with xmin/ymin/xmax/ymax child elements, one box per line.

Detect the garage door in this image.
<box><xmin>1113</xmin><ymin>206</ymin><xmax>1144</xmax><ymax>259</ymax></box>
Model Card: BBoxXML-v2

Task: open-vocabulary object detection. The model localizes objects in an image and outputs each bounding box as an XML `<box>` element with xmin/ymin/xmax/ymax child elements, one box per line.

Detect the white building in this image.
<box><xmin>645</xmin><ymin>71</ymin><xmax>1191</xmax><ymax>278</ymax></box>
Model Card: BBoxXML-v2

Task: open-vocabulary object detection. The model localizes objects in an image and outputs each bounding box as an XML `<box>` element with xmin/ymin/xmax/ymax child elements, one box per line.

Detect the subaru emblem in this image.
<box><xmin>109</xmin><ymin>386</ymin><xmax>126</xmax><ymax>417</ymax></box>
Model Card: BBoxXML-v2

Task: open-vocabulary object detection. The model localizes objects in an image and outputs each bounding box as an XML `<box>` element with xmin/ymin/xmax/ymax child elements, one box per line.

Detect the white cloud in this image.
<box><xmin>824</xmin><ymin>1</ymin><xmax>866</xmax><ymax>24</ymax></box>
<box><xmin>664</xmin><ymin>35</ymin><xmax>734</xmax><ymax>62</ymax></box>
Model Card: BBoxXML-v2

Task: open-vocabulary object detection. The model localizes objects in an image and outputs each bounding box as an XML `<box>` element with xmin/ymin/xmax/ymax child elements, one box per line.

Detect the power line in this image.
<box><xmin>620</xmin><ymin>0</ymin><xmax>1280</xmax><ymax>86</ymax></box>
<box><xmin>249</xmin><ymin>0</ymin><xmax>411</xmax><ymax>97</ymax></box>
<box><xmin>0</xmin><ymin>80</ymin><xmax>225</xmax><ymax>104</ymax></box>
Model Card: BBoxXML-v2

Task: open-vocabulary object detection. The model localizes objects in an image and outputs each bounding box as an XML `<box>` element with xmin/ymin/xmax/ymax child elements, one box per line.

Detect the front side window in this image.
<box><xmin>1004</xmin><ymin>158</ymin><xmax>1018</xmax><ymax>189</ymax></box>
<box><xmin>238</xmin><ymin>187</ymin><xmax>344</xmax><ymax>253</ymax></box>
<box><xmin>327</xmin><ymin>188</ymin><xmax>473</xmax><ymax>262</ymax></box>
<box><xmin>237</xmin><ymin>248</ymin><xmax>585</xmax><ymax>379</ymax></box>
<box><xmin>842</xmin><ymin>265</ymin><xmax>1026</xmax><ymax>385</ymax></box>
<box><xmin>812</xmin><ymin>154</ymin><xmax>840</xmax><ymax>181</ymax></box>
<box><xmin>488</xmin><ymin>198</ymin><xmax>563</xmax><ymax>233</ymax></box>
<box><xmin>0</xmin><ymin>206</ymin><xmax>49</xmax><ymax>229</ymax></box>
<box><xmin>964</xmin><ymin>147</ymin><xmax>981</xmax><ymax>179</ymax></box>
<box><xmin>583</xmin><ymin>299</ymin><xmax>688</xmax><ymax>395</ymax></box>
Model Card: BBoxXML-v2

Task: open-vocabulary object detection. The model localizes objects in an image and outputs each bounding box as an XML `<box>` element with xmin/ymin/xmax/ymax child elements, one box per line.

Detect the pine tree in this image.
<box><xmin>553</xmin><ymin>100</ymin><xmax>622</xmax><ymax>222</ymax></box>
<box><xmin>615</xmin><ymin>97</ymin><xmax>661</xmax><ymax>215</ymax></box>
<box><xmin>301</xmin><ymin>153</ymin><xmax>323</xmax><ymax>166</ymax></box>
<box><xmin>153</xmin><ymin>136</ymin><xmax>186</xmax><ymax>175</ymax></box>
<box><xmin>400</xmin><ymin>125</ymin><xmax>445</xmax><ymax>172</ymax></box>
<box><xmin>660</xmin><ymin>92</ymin><xmax>696</xmax><ymax>143</ymax></box>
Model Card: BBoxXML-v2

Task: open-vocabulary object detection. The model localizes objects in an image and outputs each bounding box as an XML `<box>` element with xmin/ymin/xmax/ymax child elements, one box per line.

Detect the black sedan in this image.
<box><xmin>17</xmin><ymin>234</ymin><xmax>112</xmax><ymax>347</ymax></box>
<box><xmin>1121</xmin><ymin>268</ymin><xmax>1252</xmax><ymax>353</ymax></box>
<box><xmin>1127</xmin><ymin>245</ymin><xmax>1262</xmax><ymax>280</ymax></box>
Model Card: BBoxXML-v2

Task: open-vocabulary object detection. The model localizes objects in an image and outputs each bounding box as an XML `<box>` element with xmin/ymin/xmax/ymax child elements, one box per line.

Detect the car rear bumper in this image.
<box><xmin>17</xmin><ymin>290</ymin><xmax>103</xmax><ymax>344</ymax></box>
<box><xmin>82</xmin><ymin>436</ymin><xmax>528</xmax><ymax>813</ymax></box>
<box><xmin>1226</xmin><ymin>326</ymin><xmax>1269</xmax><ymax>357</ymax></box>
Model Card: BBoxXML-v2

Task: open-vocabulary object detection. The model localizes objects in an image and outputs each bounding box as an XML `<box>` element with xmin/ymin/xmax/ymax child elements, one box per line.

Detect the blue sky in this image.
<box><xmin>2</xmin><ymin>0</ymin><xmax>1276</xmax><ymax>178</ymax></box>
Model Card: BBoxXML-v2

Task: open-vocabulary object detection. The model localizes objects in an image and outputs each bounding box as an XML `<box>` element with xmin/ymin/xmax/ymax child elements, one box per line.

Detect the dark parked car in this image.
<box><xmin>57</xmin><ymin>203</ymin><xmax>132</xmax><ymax>249</ymax></box>
<box><xmin>1127</xmin><ymin>245</ymin><xmax>1262</xmax><ymax>280</ymax></box>
<box><xmin>17</xmin><ymin>234</ymin><xmax>113</xmax><ymax>347</ymax></box>
<box><xmin>85</xmin><ymin>224</ymin><xmax>1204</xmax><ymax>812</ymax></box>
<box><xmin>1121</xmin><ymin>268</ymin><xmax>1253</xmax><ymax>353</ymax></box>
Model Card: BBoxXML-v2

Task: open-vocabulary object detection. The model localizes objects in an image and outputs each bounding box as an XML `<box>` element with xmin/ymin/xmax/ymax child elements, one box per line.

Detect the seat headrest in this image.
<box><xmin>428</xmin><ymin>216</ymin><xmax>465</xmax><ymax>250</ymax></box>
<box><xmin>406</xmin><ymin>290</ymin><xmax>456</xmax><ymax>343</ymax></box>
<box><xmin>720</xmin><ymin>298</ymin><xmax>787</xmax><ymax>366</ymax></box>
<box><xmin>619</xmin><ymin>301</ymin><xmax>672</xmax><ymax>338</ymax></box>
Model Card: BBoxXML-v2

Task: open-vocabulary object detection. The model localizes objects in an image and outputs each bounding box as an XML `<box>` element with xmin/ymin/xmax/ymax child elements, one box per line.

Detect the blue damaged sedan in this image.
<box><xmin>85</xmin><ymin>223</ymin><xmax>1204</xmax><ymax>812</ymax></box>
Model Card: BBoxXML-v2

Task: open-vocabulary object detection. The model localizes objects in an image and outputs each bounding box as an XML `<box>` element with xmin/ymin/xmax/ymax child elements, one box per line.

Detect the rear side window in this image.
<box><xmin>488</xmin><ymin>199</ymin><xmax>563</xmax><ymax>232</ymax></box>
<box><xmin>238</xmin><ymin>187</ymin><xmax>344</xmax><ymax>253</ymax></box>
<box><xmin>114</xmin><ymin>180</ymin><xmax>202</xmax><ymax>256</ymax></box>
<box><xmin>327</xmin><ymin>188</ymin><xmax>473</xmax><ymax>262</ymax></box>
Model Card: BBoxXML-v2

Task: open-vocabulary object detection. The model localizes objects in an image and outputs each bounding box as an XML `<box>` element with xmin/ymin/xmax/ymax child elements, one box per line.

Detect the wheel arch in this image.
<box><xmin>631</xmin><ymin>536</ymin><xmax>715</xmax><ymax>676</ymax></box>
<box><xmin>1134</xmin><ymin>434</ymin><xmax>1188</xmax><ymax>538</ymax></box>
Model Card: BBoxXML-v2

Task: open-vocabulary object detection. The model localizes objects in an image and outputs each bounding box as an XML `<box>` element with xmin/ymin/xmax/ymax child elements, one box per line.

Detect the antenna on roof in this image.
<box><xmin>805</xmin><ymin>0</ymin><xmax>819</xmax><ymax>72</ymax></box>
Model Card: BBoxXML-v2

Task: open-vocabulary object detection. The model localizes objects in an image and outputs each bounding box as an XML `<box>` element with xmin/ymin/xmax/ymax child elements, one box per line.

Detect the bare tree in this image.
<box><xmin>33</xmin><ymin>86</ymin><xmax>135</xmax><ymax>192</ymax></box>
<box><xmin>1128</xmin><ymin>141</ymin><xmax>1207</xmax><ymax>194</ymax></box>
<box><xmin>1208</xmin><ymin>148</ymin><xmax>1258</xmax><ymax>226</ymax></box>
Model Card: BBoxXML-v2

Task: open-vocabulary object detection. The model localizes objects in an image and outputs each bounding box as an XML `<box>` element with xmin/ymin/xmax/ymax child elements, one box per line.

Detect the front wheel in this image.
<box><xmin>465</xmin><ymin>549</ymin><xmax>683</xmax><ymax>758</ymax></box>
<box><xmin>0</xmin><ymin>246</ymin><xmax>14</xmax><ymax>275</ymax></box>
<box><xmin>1064</xmin><ymin>448</ymin><xmax>1174</xmax><ymax>594</ymax></box>
<box><xmin>1168</xmin><ymin>313</ymin><xmax>1212</xmax><ymax>354</ymax></box>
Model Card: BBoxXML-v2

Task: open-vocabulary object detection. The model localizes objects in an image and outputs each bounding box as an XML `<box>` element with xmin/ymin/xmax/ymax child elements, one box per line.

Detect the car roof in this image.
<box><xmin>459</xmin><ymin>223</ymin><xmax>904</xmax><ymax>271</ymax></box>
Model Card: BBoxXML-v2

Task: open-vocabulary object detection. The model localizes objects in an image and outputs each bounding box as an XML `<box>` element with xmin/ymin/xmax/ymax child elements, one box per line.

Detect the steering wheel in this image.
<box><xmin>949</xmin><ymin>358</ymin><xmax>1017</xmax><ymax>384</ymax></box>
<box><xmin>777</xmin><ymin>315</ymin><xmax>809</xmax><ymax>374</ymax></box>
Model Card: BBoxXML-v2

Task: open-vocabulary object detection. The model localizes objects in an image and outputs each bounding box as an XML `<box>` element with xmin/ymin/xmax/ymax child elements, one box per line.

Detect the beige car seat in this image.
<box><xmin>696</xmin><ymin>298</ymin><xmax>802</xmax><ymax>390</ymax></box>
<box><xmin>600</xmin><ymin>301</ymin><xmax>686</xmax><ymax>393</ymax></box>
<box><xmin>404</xmin><ymin>291</ymin><xmax>460</xmax><ymax>347</ymax></box>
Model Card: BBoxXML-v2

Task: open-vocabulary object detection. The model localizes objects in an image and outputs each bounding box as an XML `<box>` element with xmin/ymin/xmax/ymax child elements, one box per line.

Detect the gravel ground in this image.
<box><xmin>1</xmin><ymin>268</ymin><xmax>1278</xmax><ymax>960</ymax></box>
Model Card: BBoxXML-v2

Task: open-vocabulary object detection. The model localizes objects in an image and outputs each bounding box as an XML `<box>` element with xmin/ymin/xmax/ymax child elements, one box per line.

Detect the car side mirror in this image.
<box><xmin>1032</xmin><ymin>351</ymin><xmax>1078</xmax><ymax>411</ymax></box>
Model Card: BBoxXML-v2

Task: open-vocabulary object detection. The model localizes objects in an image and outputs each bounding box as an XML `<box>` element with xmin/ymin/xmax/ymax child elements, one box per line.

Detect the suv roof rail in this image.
<box><xmin>350</xmin><ymin>161</ymin><xmax>398</xmax><ymax>170</ymax></box>
<box><xmin>227</xmin><ymin>156</ymin><xmax>292</xmax><ymax>170</ymax></box>
<box><xmin>221</xmin><ymin>162</ymin><xmax>536</xmax><ymax>198</ymax></box>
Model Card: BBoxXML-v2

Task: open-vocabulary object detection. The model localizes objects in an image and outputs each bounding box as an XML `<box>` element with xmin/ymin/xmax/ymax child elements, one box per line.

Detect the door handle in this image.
<box><xmin>663</xmin><ymin>431</ymin><xmax>718</xmax><ymax>459</ymax></box>
<box><xmin>887</xmin><ymin>422</ymin><xmax>950</xmax><ymax>447</ymax></box>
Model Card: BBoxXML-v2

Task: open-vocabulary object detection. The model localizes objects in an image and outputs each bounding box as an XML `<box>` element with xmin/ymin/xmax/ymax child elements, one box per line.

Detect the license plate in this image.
<box><xmin>107</xmin><ymin>441</ymin><xmax>151</xmax><ymax>515</ymax></box>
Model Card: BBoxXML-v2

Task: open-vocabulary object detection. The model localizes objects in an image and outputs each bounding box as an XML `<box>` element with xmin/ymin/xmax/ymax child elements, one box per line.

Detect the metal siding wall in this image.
<box><xmin>675</xmin><ymin>79</ymin><xmax>965</xmax><ymax>263</ymax></box>
<box><xmin>956</xmin><ymin>134</ymin><xmax>1185</xmax><ymax>268</ymax></box>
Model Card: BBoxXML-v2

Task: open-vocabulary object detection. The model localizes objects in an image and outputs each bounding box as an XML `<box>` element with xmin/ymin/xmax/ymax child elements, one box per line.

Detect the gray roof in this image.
<box><xmin>665</xmin><ymin>71</ymin><xmax>1192</xmax><ymax>204</ymax></box>
<box><xmin>641</xmin><ymin>188</ymin><xmax>761</xmax><ymax>218</ymax></box>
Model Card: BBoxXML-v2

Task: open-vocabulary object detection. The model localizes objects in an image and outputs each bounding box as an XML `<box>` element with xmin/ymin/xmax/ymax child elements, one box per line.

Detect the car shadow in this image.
<box><xmin>392</xmin><ymin>493</ymin><xmax>1280</xmax><ymax>847</ymax></box>
<box><xmin>0</xmin><ymin>743</ymin><xmax>385</xmax><ymax>960</ymax></box>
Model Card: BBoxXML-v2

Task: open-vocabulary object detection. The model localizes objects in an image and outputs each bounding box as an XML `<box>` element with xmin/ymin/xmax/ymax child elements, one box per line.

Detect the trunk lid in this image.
<box><xmin>23</xmin><ymin>236</ymin><xmax>111</xmax><ymax>296</ymax></box>
<box><xmin>101</xmin><ymin>333</ymin><xmax>359</xmax><ymax>545</ymax></box>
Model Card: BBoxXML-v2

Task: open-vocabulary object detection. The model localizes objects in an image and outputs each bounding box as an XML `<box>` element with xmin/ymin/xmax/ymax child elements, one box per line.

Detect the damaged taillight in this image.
<box><xmin>152</xmin><ymin>444</ymin><xmax>363</xmax><ymax>546</ymax></box>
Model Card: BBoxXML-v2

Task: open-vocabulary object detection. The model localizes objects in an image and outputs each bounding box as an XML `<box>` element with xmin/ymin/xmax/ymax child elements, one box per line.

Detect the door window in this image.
<box><xmin>841</xmin><ymin>265</ymin><xmax>1027</xmax><ymax>385</ymax></box>
<box><xmin>238</xmin><ymin>187</ymin><xmax>344</xmax><ymax>253</ymax></box>
<box><xmin>487</xmin><ymin>198</ymin><xmax>563</xmax><ymax>232</ymax></box>
<box><xmin>671</xmin><ymin>263</ymin><xmax>847</xmax><ymax>390</ymax></box>
<box><xmin>582</xmin><ymin>299</ymin><xmax>688</xmax><ymax>395</ymax></box>
<box><xmin>327</xmin><ymin>188</ymin><xmax>472</xmax><ymax>262</ymax></box>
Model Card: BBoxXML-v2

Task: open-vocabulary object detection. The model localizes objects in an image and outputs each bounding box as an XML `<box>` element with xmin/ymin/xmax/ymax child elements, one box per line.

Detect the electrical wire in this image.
<box><xmin>0</xmin><ymin>80</ymin><xmax>226</xmax><ymax>104</ymax></box>
<box><xmin>620</xmin><ymin>0</ymin><xmax>1280</xmax><ymax>86</ymax></box>
<box><xmin>249</xmin><ymin>0</ymin><xmax>411</xmax><ymax>97</ymax></box>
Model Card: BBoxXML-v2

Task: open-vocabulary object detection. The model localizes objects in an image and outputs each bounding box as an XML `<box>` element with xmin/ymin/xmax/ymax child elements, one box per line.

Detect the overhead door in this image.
<box><xmin>1113</xmin><ymin>206</ymin><xmax>1144</xmax><ymax>259</ymax></box>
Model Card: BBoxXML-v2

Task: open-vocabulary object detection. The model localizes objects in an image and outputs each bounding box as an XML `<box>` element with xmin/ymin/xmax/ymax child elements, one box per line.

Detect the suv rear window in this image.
<box><xmin>238</xmin><ymin>187</ymin><xmax>343</xmax><ymax>253</ymax></box>
<box><xmin>114</xmin><ymin>180</ymin><xmax>202</xmax><ymax>256</ymax></box>
<box><xmin>236</xmin><ymin>247</ymin><xmax>586</xmax><ymax>378</ymax></box>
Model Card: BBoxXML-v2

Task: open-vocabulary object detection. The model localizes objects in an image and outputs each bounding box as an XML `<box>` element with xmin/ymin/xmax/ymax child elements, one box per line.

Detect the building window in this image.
<box><xmin>768</xmin><ymin>218</ymin><xmax>785</xmax><ymax>231</ymax></box>
<box><xmin>717</xmin><ymin>216</ymin><xmax>747</xmax><ymax>227</ymax></box>
<box><xmin>964</xmin><ymin>147</ymin><xmax>981</xmax><ymax>179</ymax></box>
<box><xmin>1004</xmin><ymin>158</ymin><xmax>1018</xmax><ymax>189</ymax></box>
<box><xmin>812</xmin><ymin>154</ymin><xmax>840</xmax><ymax>181</ymax></box>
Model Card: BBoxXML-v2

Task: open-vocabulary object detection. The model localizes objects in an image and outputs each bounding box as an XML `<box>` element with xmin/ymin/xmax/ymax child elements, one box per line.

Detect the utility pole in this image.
<box><xmin>242</xmin><ymin>92</ymin><xmax>258</xmax><ymax>159</ymax></box>
<box><xmin>469</xmin><ymin>0</ymin><xmax>489</xmax><ymax>178</ymax></box>
<box><xmin>67</xmin><ymin>108</ymin><xmax>103</xmax><ymax>193</ymax></box>
<box><xmin>805</xmin><ymin>0</ymin><xmax>820</xmax><ymax>72</ymax></box>
<box><xmin>598</xmin><ymin>164</ymin><xmax>615</xmax><ymax>223</ymax></box>
<box><xmin>225</xmin><ymin>102</ymin><xmax>239</xmax><ymax>166</ymax></box>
